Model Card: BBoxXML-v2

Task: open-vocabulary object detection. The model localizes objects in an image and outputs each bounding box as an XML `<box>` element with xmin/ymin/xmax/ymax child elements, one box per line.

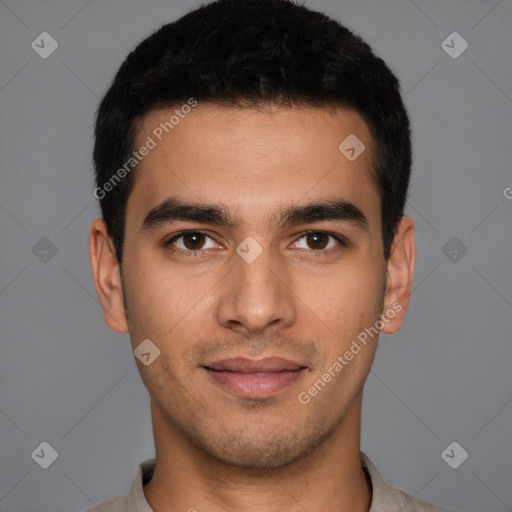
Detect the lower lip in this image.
<box><xmin>204</xmin><ymin>368</ymin><xmax>307</xmax><ymax>398</ymax></box>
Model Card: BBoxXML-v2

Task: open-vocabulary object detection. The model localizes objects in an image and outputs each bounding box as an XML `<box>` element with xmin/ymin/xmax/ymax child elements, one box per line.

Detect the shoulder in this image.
<box><xmin>361</xmin><ymin>452</ymin><xmax>457</xmax><ymax>512</ymax></box>
<box><xmin>388</xmin><ymin>486</ymin><xmax>456</xmax><ymax>511</ymax></box>
<box><xmin>80</xmin><ymin>457</ymin><xmax>156</xmax><ymax>512</ymax></box>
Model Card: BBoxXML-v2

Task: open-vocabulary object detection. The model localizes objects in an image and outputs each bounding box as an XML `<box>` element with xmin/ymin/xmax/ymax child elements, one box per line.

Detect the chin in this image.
<box><xmin>191</xmin><ymin>415</ymin><xmax>336</xmax><ymax>472</ymax></box>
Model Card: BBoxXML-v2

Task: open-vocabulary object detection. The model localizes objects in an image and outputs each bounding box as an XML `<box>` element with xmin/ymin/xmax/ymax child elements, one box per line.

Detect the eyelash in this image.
<box><xmin>163</xmin><ymin>230</ymin><xmax>349</xmax><ymax>257</ymax></box>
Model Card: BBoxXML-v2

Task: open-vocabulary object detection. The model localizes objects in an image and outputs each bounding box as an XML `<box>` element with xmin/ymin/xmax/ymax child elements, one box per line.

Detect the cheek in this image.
<box><xmin>297</xmin><ymin>263</ymin><xmax>383</xmax><ymax>350</ymax></box>
<box><xmin>300</xmin><ymin>260</ymin><xmax>382</xmax><ymax>313</ymax></box>
<box><xmin>124</xmin><ymin>255</ymin><xmax>218</xmax><ymax>346</ymax></box>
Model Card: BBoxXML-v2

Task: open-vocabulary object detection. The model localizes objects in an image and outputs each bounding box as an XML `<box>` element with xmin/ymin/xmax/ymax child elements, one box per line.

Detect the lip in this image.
<box><xmin>203</xmin><ymin>357</ymin><xmax>308</xmax><ymax>399</ymax></box>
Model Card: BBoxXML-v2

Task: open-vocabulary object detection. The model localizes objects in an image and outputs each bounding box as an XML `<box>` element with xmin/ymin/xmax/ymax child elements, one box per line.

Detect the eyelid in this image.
<box><xmin>292</xmin><ymin>230</ymin><xmax>349</xmax><ymax>250</ymax></box>
<box><xmin>164</xmin><ymin>230</ymin><xmax>220</xmax><ymax>249</ymax></box>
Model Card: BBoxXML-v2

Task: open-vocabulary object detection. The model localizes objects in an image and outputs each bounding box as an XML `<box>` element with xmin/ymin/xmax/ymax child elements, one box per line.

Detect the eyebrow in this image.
<box><xmin>140</xmin><ymin>195</ymin><xmax>369</xmax><ymax>233</ymax></box>
<box><xmin>141</xmin><ymin>197</ymin><xmax>237</xmax><ymax>231</ymax></box>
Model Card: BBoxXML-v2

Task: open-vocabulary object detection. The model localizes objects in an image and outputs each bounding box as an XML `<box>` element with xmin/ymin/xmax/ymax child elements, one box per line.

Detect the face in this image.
<box><xmin>90</xmin><ymin>104</ymin><xmax>415</xmax><ymax>470</ymax></box>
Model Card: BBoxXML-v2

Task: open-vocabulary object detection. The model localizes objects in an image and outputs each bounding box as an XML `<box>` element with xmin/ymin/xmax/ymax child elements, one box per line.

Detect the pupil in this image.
<box><xmin>308</xmin><ymin>233</ymin><xmax>327</xmax><ymax>250</ymax></box>
<box><xmin>185</xmin><ymin>233</ymin><xmax>204</xmax><ymax>250</ymax></box>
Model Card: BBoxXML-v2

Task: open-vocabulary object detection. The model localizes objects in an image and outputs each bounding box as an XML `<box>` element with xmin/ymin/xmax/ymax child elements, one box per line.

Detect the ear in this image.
<box><xmin>89</xmin><ymin>218</ymin><xmax>129</xmax><ymax>333</ymax></box>
<box><xmin>380</xmin><ymin>216</ymin><xmax>416</xmax><ymax>335</ymax></box>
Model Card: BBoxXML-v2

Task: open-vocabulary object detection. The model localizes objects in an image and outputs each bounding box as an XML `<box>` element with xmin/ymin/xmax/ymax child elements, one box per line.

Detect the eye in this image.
<box><xmin>291</xmin><ymin>231</ymin><xmax>348</xmax><ymax>251</ymax></box>
<box><xmin>165</xmin><ymin>231</ymin><xmax>220</xmax><ymax>252</ymax></box>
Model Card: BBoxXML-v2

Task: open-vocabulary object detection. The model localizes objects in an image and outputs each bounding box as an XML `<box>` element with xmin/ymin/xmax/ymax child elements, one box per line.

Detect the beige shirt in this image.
<box><xmin>84</xmin><ymin>452</ymin><xmax>455</xmax><ymax>512</ymax></box>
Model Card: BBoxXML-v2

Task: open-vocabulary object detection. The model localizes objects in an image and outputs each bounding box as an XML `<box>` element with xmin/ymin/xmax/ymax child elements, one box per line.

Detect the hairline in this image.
<box><xmin>127</xmin><ymin>99</ymin><xmax>381</xmax><ymax>204</ymax></box>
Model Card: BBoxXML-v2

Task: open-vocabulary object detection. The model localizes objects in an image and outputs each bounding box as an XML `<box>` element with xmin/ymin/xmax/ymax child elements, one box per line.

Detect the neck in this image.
<box><xmin>143</xmin><ymin>396</ymin><xmax>372</xmax><ymax>512</ymax></box>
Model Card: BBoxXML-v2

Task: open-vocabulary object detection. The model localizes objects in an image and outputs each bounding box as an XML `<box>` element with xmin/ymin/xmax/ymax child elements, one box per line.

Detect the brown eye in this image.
<box><xmin>291</xmin><ymin>231</ymin><xmax>347</xmax><ymax>252</ymax></box>
<box><xmin>165</xmin><ymin>231</ymin><xmax>218</xmax><ymax>252</ymax></box>
<box><xmin>182</xmin><ymin>232</ymin><xmax>206</xmax><ymax>250</ymax></box>
<box><xmin>306</xmin><ymin>232</ymin><xmax>329</xmax><ymax>250</ymax></box>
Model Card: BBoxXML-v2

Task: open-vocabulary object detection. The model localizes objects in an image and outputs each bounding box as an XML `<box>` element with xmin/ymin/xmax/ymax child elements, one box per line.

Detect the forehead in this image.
<box><xmin>128</xmin><ymin>104</ymin><xmax>380</xmax><ymax>231</ymax></box>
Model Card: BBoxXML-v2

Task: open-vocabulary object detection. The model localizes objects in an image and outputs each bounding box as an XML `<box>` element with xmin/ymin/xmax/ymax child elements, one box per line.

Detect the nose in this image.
<box><xmin>216</xmin><ymin>243</ymin><xmax>297</xmax><ymax>335</ymax></box>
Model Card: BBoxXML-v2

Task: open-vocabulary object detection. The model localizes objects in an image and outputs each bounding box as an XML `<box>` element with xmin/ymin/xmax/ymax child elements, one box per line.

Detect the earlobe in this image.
<box><xmin>89</xmin><ymin>218</ymin><xmax>129</xmax><ymax>333</ymax></box>
<box><xmin>380</xmin><ymin>216</ymin><xmax>416</xmax><ymax>335</ymax></box>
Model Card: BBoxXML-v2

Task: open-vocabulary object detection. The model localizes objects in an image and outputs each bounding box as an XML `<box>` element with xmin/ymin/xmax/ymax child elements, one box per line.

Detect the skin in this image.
<box><xmin>90</xmin><ymin>104</ymin><xmax>416</xmax><ymax>512</ymax></box>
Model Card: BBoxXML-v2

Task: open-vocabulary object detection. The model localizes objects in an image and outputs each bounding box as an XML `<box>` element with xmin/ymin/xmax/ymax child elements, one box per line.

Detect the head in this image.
<box><xmin>90</xmin><ymin>0</ymin><xmax>416</xmax><ymax>471</ymax></box>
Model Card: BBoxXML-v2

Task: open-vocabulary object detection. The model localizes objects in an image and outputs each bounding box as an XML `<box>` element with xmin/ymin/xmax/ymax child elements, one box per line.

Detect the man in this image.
<box><xmin>87</xmin><ymin>0</ymin><xmax>454</xmax><ymax>510</ymax></box>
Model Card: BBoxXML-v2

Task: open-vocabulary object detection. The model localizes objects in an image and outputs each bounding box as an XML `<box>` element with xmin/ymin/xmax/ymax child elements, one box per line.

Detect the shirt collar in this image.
<box><xmin>126</xmin><ymin>457</ymin><xmax>155</xmax><ymax>512</ymax></box>
<box><xmin>361</xmin><ymin>452</ymin><xmax>397</xmax><ymax>510</ymax></box>
<box><xmin>125</xmin><ymin>452</ymin><xmax>410</xmax><ymax>511</ymax></box>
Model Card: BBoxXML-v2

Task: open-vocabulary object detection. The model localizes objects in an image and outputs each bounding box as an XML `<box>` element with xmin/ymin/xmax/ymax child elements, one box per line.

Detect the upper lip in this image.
<box><xmin>204</xmin><ymin>357</ymin><xmax>306</xmax><ymax>373</ymax></box>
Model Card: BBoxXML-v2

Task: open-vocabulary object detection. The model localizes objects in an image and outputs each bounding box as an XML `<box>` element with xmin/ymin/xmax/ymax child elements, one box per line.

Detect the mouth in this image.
<box><xmin>202</xmin><ymin>357</ymin><xmax>308</xmax><ymax>399</ymax></box>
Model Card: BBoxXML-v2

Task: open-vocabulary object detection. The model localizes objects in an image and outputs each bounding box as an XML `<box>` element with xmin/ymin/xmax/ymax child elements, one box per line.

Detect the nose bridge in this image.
<box><xmin>237</xmin><ymin>244</ymin><xmax>279</xmax><ymax>299</ymax></box>
<box><xmin>216</xmin><ymin>239</ymin><xmax>296</xmax><ymax>333</ymax></box>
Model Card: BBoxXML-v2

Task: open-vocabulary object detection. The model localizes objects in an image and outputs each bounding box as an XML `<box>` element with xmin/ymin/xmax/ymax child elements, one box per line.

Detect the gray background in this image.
<box><xmin>0</xmin><ymin>0</ymin><xmax>511</xmax><ymax>511</ymax></box>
